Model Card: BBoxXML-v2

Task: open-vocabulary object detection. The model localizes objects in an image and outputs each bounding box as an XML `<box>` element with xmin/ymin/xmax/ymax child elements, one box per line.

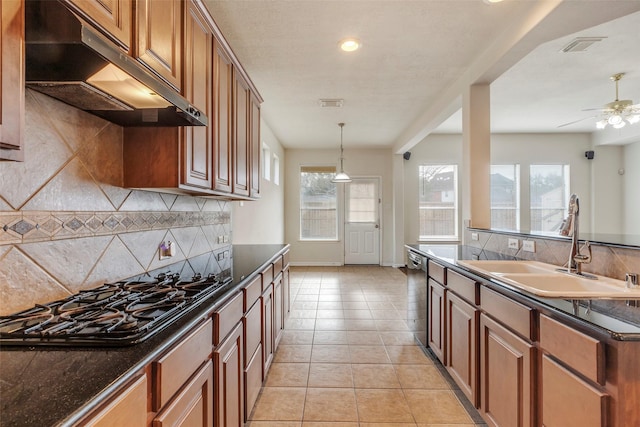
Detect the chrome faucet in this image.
<box><xmin>558</xmin><ymin>194</ymin><xmax>597</xmax><ymax>279</ymax></box>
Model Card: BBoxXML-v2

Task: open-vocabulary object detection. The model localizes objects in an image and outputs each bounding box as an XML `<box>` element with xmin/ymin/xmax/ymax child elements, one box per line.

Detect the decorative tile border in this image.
<box><xmin>0</xmin><ymin>211</ymin><xmax>231</xmax><ymax>245</ymax></box>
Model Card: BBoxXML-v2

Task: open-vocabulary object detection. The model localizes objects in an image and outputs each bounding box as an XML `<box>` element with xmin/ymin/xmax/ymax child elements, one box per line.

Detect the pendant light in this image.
<box><xmin>332</xmin><ymin>122</ymin><xmax>352</xmax><ymax>183</ymax></box>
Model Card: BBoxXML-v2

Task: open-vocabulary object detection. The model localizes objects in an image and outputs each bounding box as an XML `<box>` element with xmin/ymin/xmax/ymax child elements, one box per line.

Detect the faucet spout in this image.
<box><xmin>557</xmin><ymin>194</ymin><xmax>597</xmax><ymax>279</ymax></box>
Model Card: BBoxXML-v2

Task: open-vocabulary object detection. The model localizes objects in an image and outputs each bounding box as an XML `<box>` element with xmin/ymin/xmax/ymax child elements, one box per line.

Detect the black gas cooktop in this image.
<box><xmin>0</xmin><ymin>272</ymin><xmax>231</xmax><ymax>346</ymax></box>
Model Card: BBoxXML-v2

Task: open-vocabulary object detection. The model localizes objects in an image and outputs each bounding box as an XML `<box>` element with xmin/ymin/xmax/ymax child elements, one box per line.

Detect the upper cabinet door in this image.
<box><xmin>249</xmin><ymin>93</ymin><xmax>261</xmax><ymax>199</ymax></box>
<box><xmin>0</xmin><ymin>0</ymin><xmax>24</xmax><ymax>162</ymax></box>
<box><xmin>66</xmin><ymin>0</ymin><xmax>132</xmax><ymax>50</ymax></box>
<box><xmin>136</xmin><ymin>0</ymin><xmax>182</xmax><ymax>91</ymax></box>
<box><xmin>233</xmin><ymin>72</ymin><xmax>250</xmax><ymax>197</ymax></box>
<box><xmin>182</xmin><ymin>0</ymin><xmax>212</xmax><ymax>190</ymax></box>
<box><xmin>212</xmin><ymin>38</ymin><xmax>233</xmax><ymax>193</ymax></box>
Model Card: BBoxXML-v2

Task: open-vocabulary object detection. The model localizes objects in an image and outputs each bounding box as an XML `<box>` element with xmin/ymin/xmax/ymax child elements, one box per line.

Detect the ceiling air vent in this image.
<box><xmin>319</xmin><ymin>99</ymin><xmax>344</xmax><ymax>108</ymax></box>
<box><xmin>560</xmin><ymin>37</ymin><xmax>606</xmax><ymax>53</ymax></box>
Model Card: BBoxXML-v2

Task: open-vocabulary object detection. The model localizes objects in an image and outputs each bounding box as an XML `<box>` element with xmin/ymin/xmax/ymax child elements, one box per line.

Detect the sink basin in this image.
<box><xmin>458</xmin><ymin>260</ymin><xmax>640</xmax><ymax>299</ymax></box>
<box><xmin>457</xmin><ymin>260</ymin><xmax>557</xmax><ymax>275</ymax></box>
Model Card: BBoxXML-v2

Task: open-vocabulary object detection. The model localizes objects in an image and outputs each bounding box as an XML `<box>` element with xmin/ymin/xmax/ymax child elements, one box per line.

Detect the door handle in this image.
<box><xmin>375</xmin><ymin>224</ymin><xmax>379</xmax><ymax>228</ymax></box>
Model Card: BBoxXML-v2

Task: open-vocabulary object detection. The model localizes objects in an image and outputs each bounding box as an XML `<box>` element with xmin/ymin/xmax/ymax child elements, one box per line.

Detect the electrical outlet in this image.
<box><xmin>217</xmin><ymin>252</ymin><xmax>225</xmax><ymax>261</ymax></box>
<box><xmin>471</xmin><ymin>232</ymin><xmax>479</xmax><ymax>241</ymax></box>
<box><xmin>217</xmin><ymin>235</ymin><xmax>224</xmax><ymax>244</ymax></box>
<box><xmin>523</xmin><ymin>240</ymin><xmax>536</xmax><ymax>253</ymax></box>
<box><xmin>223</xmin><ymin>235</ymin><xmax>229</xmax><ymax>243</ymax></box>
<box><xmin>508</xmin><ymin>238</ymin><xmax>520</xmax><ymax>250</ymax></box>
<box><xmin>223</xmin><ymin>250</ymin><xmax>230</xmax><ymax>259</ymax></box>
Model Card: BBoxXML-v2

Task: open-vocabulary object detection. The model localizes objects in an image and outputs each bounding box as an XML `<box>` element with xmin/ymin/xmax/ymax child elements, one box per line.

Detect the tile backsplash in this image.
<box><xmin>0</xmin><ymin>90</ymin><xmax>231</xmax><ymax>316</ymax></box>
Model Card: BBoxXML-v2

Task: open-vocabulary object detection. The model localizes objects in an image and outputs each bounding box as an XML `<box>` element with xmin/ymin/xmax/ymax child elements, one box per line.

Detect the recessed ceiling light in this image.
<box><xmin>483</xmin><ymin>0</ymin><xmax>504</xmax><ymax>3</ymax></box>
<box><xmin>340</xmin><ymin>38</ymin><xmax>361</xmax><ymax>52</ymax></box>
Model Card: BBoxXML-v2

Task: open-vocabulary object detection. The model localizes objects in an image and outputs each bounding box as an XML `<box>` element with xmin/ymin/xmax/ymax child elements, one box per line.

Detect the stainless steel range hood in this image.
<box><xmin>25</xmin><ymin>1</ymin><xmax>207</xmax><ymax>127</ymax></box>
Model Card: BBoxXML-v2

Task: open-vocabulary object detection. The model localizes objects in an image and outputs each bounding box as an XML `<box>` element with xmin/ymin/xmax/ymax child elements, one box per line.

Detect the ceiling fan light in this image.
<box><xmin>596</xmin><ymin>120</ymin><xmax>608</xmax><ymax>129</ymax></box>
<box><xmin>628</xmin><ymin>114</ymin><xmax>640</xmax><ymax>124</ymax></box>
<box><xmin>608</xmin><ymin>114</ymin><xmax>623</xmax><ymax>125</ymax></box>
<box><xmin>613</xmin><ymin>121</ymin><xmax>626</xmax><ymax>129</ymax></box>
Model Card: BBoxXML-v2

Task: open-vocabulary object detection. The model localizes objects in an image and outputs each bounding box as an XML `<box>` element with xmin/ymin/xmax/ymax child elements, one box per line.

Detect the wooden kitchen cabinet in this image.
<box><xmin>273</xmin><ymin>272</ymin><xmax>284</xmax><ymax>350</ymax></box>
<box><xmin>445</xmin><ymin>291</ymin><xmax>479</xmax><ymax>406</ymax></box>
<box><xmin>212</xmin><ymin>36</ymin><xmax>233</xmax><ymax>193</ymax></box>
<box><xmin>214</xmin><ymin>322</ymin><xmax>244</xmax><ymax>427</ymax></box>
<box><xmin>233</xmin><ymin>71</ymin><xmax>250</xmax><ymax>197</ymax></box>
<box><xmin>261</xmin><ymin>283</ymin><xmax>274</xmax><ymax>378</ymax></box>
<box><xmin>136</xmin><ymin>0</ymin><xmax>182</xmax><ymax>90</ymax></box>
<box><xmin>82</xmin><ymin>374</ymin><xmax>147</xmax><ymax>427</ymax></box>
<box><xmin>480</xmin><ymin>312</ymin><xmax>535</xmax><ymax>427</ymax></box>
<box><xmin>152</xmin><ymin>361</ymin><xmax>214</xmax><ymax>427</ymax></box>
<box><xmin>249</xmin><ymin>92</ymin><xmax>261</xmax><ymax>198</ymax></box>
<box><xmin>0</xmin><ymin>0</ymin><xmax>24</xmax><ymax>162</ymax></box>
<box><xmin>243</xmin><ymin>300</ymin><xmax>262</xmax><ymax>421</ymax></box>
<box><xmin>182</xmin><ymin>0</ymin><xmax>212</xmax><ymax>190</ymax></box>
<box><xmin>427</xmin><ymin>278</ymin><xmax>446</xmax><ymax>364</ymax></box>
<box><xmin>64</xmin><ymin>0</ymin><xmax>131</xmax><ymax>50</ymax></box>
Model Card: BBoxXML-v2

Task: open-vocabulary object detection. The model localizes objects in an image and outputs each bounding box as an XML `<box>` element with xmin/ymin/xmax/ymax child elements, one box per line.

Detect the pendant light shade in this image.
<box><xmin>332</xmin><ymin>122</ymin><xmax>352</xmax><ymax>183</ymax></box>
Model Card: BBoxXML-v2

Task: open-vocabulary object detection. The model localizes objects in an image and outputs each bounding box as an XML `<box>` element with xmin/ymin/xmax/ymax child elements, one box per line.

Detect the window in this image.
<box><xmin>300</xmin><ymin>166</ymin><xmax>337</xmax><ymax>240</ymax></box>
<box><xmin>419</xmin><ymin>165</ymin><xmax>458</xmax><ymax>240</ymax></box>
<box><xmin>347</xmin><ymin>179</ymin><xmax>377</xmax><ymax>223</ymax></box>
<box><xmin>262</xmin><ymin>143</ymin><xmax>271</xmax><ymax>181</ymax></box>
<box><xmin>530</xmin><ymin>164</ymin><xmax>570</xmax><ymax>233</ymax></box>
<box><xmin>273</xmin><ymin>154</ymin><xmax>280</xmax><ymax>186</ymax></box>
<box><xmin>491</xmin><ymin>165</ymin><xmax>520</xmax><ymax>230</ymax></box>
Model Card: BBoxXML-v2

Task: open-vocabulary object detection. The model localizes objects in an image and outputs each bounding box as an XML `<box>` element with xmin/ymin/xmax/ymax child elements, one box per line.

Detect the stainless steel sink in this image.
<box><xmin>457</xmin><ymin>260</ymin><xmax>640</xmax><ymax>299</ymax></box>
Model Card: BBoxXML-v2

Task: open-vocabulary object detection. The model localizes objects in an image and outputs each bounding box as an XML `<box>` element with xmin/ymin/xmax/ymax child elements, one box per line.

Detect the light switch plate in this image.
<box><xmin>471</xmin><ymin>232</ymin><xmax>479</xmax><ymax>241</ymax></box>
<box><xmin>508</xmin><ymin>238</ymin><xmax>520</xmax><ymax>250</ymax></box>
<box><xmin>523</xmin><ymin>240</ymin><xmax>536</xmax><ymax>253</ymax></box>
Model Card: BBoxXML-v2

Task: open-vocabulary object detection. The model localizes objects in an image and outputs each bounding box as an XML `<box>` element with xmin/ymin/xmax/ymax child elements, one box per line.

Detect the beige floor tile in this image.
<box><xmin>315</xmin><ymin>318</ymin><xmax>347</xmax><ymax>330</ymax></box>
<box><xmin>386</xmin><ymin>346</ymin><xmax>431</xmax><ymax>364</ymax></box>
<box><xmin>264</xmin><ymin>363</ymin><xmax>310</xmax><ymax>387</ymax></box>
<box><xmin>317</xmin><ymin>301</ymin><xmax>344</xmax><ymax>309</ymax></box>
<box><xmin>350</xmin><ymin>345</ymin><xmax>392</xmax><ymax>364</ymax></box>
<box><xmin>416</xmin><ymin>425</ymin><xmax>475</xmax><ymax>427</ymax></box>
<box><xmin>360</xmin><ymin>424</ymin><xmax>417</xmax><ymax>427</ymax></box>
<box><xmin>346</xmin><ymin>330</ymin><xmax>383</xmax><ymax>345</ymax></box>
<box><xmin>290</xmin><ymin>309</ymin><xmax>318</xmax><ymax>319</ymax></box>
<box><xmin>248</xmin><ymin>422</ymin><xmax>301</xmax><ymax>427</ymax></box>
<box><xmin>314</xmin><ymin>330</ymin><xmax>348</xmax><ymax>345</ymax></box>
<box><xmin>367</xmin><ymin>301</ymin><xmax>397</xmax><ymax>310</ymax></box>
<box><xmin>281</xmin><ymin>330</ymin><xmax>315</xmax><ymax>345</ymax></box>
<box><xmin>316</xmin><ymin>309</ymin><xmax>345</xmax><ymax>319</ymax></box>
<box><xmin>371</xmin><ymin>309</ymin><xmax>403</xmax><ymax>320</ymax></box>
<box><xmin>405</xmin><ymin>390</ymin><xmax>473</xmax><ymax>424</ymax></box>
<box><xmin>395</xmin><ymin>365</ymin><xmax>450</xmax><ymax>389</ymax></box>
<box><xmin>345</xmin><ymin>319</ymin><xmax>378</xmax><ymax>331</ymax></box>
<box><xmin>355</xmin><ymin>389</ymin><xmax>414</xmax><ymax>423</ymax></box>
<box><xmin>303</xmin><ymin>388</ymin><xmax>358</xmax><ymax>422</ymax></box>
<box><xmin>319</xmin><ymin>294</ymin><xmax>343</xmax><ymax>302</ymax></box>
<box><xmin>379</xmin><ymin>332</ymin><xmax>418</xmax><ymax>346</ymax></box>
<box><xmin>308</xmin><ymin>363</ymin><xmax>353</xmax><ymax>388</ymax></box>
<box><xmin>343</xmin><ymin>309</ymin><xmax>373</xmax><ymax>319</ymax></box>
<box><xmin>274</xmin><ymin>345</ymin><xmax>312</xmax><ymax>363</ymax></box>
<box><xmin>292</xmin><ymin>301</ymin><xmax>319</xmax><ymax>310</ymax></box>
<box><xmin>297</xmin><ymin>294</ymin><xmax>320</xmax><ymax>301</ymax></box>
<box><xmin>352</xmin><ymin>364</ymin><xmax>401</xmax><ymax>388</ymax></box>
<box><xmin>343</xmin><ymin>301</ymin><xmax>370</xmax><ymax>310</ymax></box>
<box><xmin>285</xmin><ymin>318</ymin><xmax>317</xmax><ymax>330</ymax></box>
<box><xmin>250</xmin><ymin>387</ymin><xmax>306</xmax><ymax>421</ymax></box>
<box><xmin>375</xmin><ymin>320</ymin><xmax>410</xmax><ymax>331</ymax></box>
<box><xmin>311</xmin><ymin>344</ymin><xmax>351</xmax><ymax>363</ymax></box>
<box><xmin>302</xmin><ymin>423</ymin><xmax>358</xmax><ymax>427</ymax></box>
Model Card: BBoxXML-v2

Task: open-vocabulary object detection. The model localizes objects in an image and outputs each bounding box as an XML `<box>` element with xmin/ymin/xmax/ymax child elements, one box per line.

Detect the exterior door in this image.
<box><xmin>344</xmin><ymin>177</ymin><xmax>380</xmax><ymax>265</ymax></box>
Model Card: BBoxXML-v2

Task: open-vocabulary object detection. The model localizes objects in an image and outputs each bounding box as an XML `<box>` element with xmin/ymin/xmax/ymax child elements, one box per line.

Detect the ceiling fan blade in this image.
<box><xmin>581</xmin><ymin>108</ymin><xmax>607</xmax><ymax>112</ymax></box>
<box><xmin>557</xmin><ymin>115</ymin><xmax>598</xmax><ymax>128</ymax></box>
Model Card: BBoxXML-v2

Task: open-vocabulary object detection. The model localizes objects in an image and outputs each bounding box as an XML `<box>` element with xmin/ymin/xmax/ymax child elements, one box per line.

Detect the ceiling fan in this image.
<box><xmin>559</xmin><ymin>73</ymin><xmax>640</xmax><ymax>129</ymax></box>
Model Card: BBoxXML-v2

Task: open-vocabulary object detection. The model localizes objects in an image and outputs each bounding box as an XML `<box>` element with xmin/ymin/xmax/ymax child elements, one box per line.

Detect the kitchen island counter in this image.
<box><xmin>0</xmin><ymin>244</ymin><xmax>289</xmax><ymax>427</ymax></box>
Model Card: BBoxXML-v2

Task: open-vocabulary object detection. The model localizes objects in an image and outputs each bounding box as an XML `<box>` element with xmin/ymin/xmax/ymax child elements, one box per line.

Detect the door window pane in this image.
<box><xmin>419</xmin><ymin>165</ymin><xmax>458</xmax><ymax>240</ymax></box>
<box><xmin>347</xmin><ymin>180</ymin><xmax>377</xmax><ymax>223</ymax></box>
<box><xmin>530</xmin><ymin>164</ymin><xmax>570</xmax><ymax>233</ymax></box>
<box><xmin>300</xmin><ymin>166</ymin><xmax>337</xmax><ymax>240</ymax></box>
<box><xmin>491</xmin><ymin>165</ymin><xmax>520</xmax><ymax>230</ymax></box>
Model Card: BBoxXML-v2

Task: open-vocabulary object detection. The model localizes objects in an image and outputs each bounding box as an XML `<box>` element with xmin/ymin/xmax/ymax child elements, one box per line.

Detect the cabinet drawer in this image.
<box><xmin>261</xmin><ymin>265</ymin><xmax>273</xmax><ymax>291</ymax></box>
<box><xmin>480</xmin><ymin>287</ymin><xmax>534</xmax><ymax>340</ymax></box>
<box><xmin>541</xmin><ymin>354</ymin><xmax>607</xmax><ymax>427</ymax></box>
<box><xmin>428</xmin><ymin>260</ymin><xmax>446</xmax><ymax>285</ymax></box>
<box><xmin>273</xmin><ymin>256</ymin><xmax>283</xmax><ymax>275</ymax></box>
<box><xmin>153</xmin><ymin>319</ymin><xmax>212</xmax><ymax>410</ymax></box>
<box><xmin>84</xmin><ymin>374</ymin><xmax>147</xmax><ymax>427</ymax></box>
<box><xmin>244</xmin><ymin>275</ymin><xmax>262</xmax><ymax>312</ymax></box>
<box><xmin>540</xmin><ymin>314</ymin><xmax>605</xmax><ymax>385</ymax></box>
<box><xmin>214</xmin><ymin>292</ymin><xmax>243</xmax><ymax>346</ymax></box>
<box><xmin>244</xmin><ymin>300</ymin><xmax>261</xmax><ymax>366</ymax></box>
<box><xmin>447</xmin><ymin>270</ymin><xmax>479</xmax><ymax>305</ymax></box>
<box><xmin>282</xmin><ymin>250</ymin><xmax>290</xmax><ymax>268</ymax></box>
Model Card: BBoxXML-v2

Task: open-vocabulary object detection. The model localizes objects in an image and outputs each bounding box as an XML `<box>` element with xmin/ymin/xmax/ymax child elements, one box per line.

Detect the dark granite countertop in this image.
<box><xmin>0</xmin><ymin>244</ymin><xmax>289</xmax><ymax>427</ymax></box>
<box><xmin>406</xmin><ymin>244</ymin><xmax>640</xmax><ymax>341</ymax></box>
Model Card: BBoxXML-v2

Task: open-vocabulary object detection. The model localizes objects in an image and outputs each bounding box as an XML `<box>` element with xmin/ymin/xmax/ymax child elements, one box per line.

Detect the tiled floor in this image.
<box><xmin>248</xmin><ymin>266</ymin><xmax>486</xmax><ymax>427</ymax></box>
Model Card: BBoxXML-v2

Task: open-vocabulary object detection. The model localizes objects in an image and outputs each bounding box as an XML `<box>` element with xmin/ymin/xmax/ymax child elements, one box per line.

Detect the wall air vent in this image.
<box><xmin>560</xmin><ymin>37</ymin><xmax>607</xmax><ymax>53</ymax></box>
<box><xmin>319</xmin><ymin>99</ymin><xmax>344</xmax><ymax>108</ymax></box>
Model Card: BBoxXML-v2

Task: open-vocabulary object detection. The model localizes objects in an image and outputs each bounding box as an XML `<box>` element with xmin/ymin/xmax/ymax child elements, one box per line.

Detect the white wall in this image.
<box><xmin>284</xmin><ymin>147</ymin><xmax>395</xmax><ymax>266</ymax></box>
<box><xmin>590</xmin><ymin>144</ymin><xmax>624</xmax><ymax>234</ymax></box>
<box><xmin>232</xmin><ymin>120</ymin><xmax>285</xmax><ymax>244</ymax></box>
<box><xmin>624</xmin><ymin>141</ymin><xmax>640</xmax><ymax>235</ymax></box>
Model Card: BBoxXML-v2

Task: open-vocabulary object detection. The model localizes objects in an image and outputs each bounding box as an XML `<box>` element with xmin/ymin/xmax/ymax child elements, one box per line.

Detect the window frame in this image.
<box><xmin>299</xmin><ymin>165</ymin><xmax>338</xmax><ymax>241</ymax></box>
<box><xmin>418</xmin><ymin>164</ymin><xmax>459</xmax><ymax>242</ymax></box>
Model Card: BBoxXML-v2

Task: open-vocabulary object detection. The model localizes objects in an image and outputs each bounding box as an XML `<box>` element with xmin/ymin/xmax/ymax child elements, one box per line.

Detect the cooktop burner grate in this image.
<box><xmin>0</xmin><ymin>272</ymin><xmax>231</xmax><ymax>346</ymax></box>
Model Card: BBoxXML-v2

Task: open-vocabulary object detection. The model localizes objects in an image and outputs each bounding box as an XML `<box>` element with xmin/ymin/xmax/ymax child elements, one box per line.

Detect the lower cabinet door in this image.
<box><xmin>261</xmin><ymin>285</ymin><xmax>274</xmax><ymax>379</ymax></box>
<box><xmin>153</xmin><ymin>361</ymin><xmax>214</xmax><ymax>427</ymax></box>
<box><xmin>273</xmin><ymin>275</ymin><xmax>284</xmax><ymax>351</ymax></box>
<box><xmin>214</xmin><ymin>322</ymin><xmax>244</xmax><ymax>427</ymax></box>
<box><xmin>446</xmin><ymin>291</ymin><xmax>479</xmax><ymax>406</ymax></box>
<box><xmin>541</xmin><ymin>354</ymin><xmax>608</xmax><ymax>427</ymax></box>
<box><xmin>85</xmin><ymin>374</ymin><xmax>147</xmax><ymax>427</ymax></box>
<box><xmin>428</xmin><ymin>279</ymin><xmax>446</xmax><ymax>363</ymax></box>
<box><xmin>244</xmin><ymin>344</ymin><xmax>263</xmax><ymax>422</ymax></box>
<box><xmin>480</xmin><ymin>313</ymin><xmax>534</xmax><ymax>427</ymax></box>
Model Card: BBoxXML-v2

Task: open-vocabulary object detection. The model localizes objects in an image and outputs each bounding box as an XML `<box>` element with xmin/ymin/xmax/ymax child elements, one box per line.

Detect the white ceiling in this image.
<box><xmin>203</xmin><ymin>0</ymin><xmax>640</xmax><ymax>150</ymax></box>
